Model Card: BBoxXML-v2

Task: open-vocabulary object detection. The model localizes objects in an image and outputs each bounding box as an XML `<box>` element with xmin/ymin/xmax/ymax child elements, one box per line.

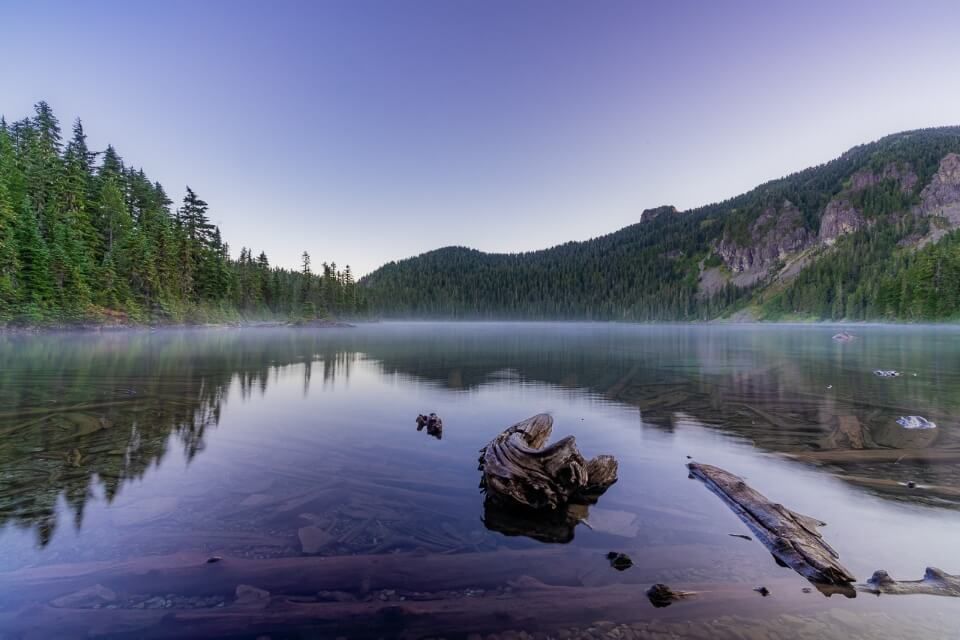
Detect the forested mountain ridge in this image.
<box><xmin>0</xmin><ymin>103</ymin><xmax>363</xmax><ymax>326</ymax></box>
<box><xmin>361</xmin><ymin>126</ymin><xmax>960</xmax><ymax>321</ymax></box>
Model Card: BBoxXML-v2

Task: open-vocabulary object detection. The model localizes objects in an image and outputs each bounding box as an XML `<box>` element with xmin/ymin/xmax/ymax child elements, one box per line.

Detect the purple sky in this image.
<box><xmin>4</xmin><ymin>0</ymin><xmax>960</xmax><ymax>275</ymax></box>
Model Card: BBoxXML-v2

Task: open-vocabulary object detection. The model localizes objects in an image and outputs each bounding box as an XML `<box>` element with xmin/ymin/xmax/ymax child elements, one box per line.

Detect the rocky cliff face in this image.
<box><xmin>818</xmin><ymin>161</ymin><xmax>919</xmax><ymax>245</ymax></box>
<box><xmin>915</xmin><ymin>153</ymin><xmax>960</xmax><ymax>226</ymax></box>
<box><xmin>849</xmin><ymin>162</ymin><xmax>918</xmax><ymax>194</ymax></box>
<box><xmin>640</xmin><ymin>205</ymin><xmax>678</xmax><ymax>223</ymax></box>
<box><xmin>819</xmin><ymin>199</ymin><xmax>864</xmax><ymax>245</ymax></box>
<box><xmin>716</xmin><ymin>201</ymin><xmax>814</xmax><ymax>285</ymax></box>
<box><xmin>716</xmin><ymin>156</ymin><xmax>928</xmax><ymax>286</ymax></box>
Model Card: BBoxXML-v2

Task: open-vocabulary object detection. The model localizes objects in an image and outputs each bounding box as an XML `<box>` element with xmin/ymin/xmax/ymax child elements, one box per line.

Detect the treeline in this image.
<box><xmin>767</xmin><ymin>223</ymin><xmax>960</xmax><ymax>321</ymax></box>
<box><xmin>0</xmin><ymin>102</ymin><xmax>362</xmax><ymax>325</ymax></box>
<box><xmin>362</xmin><ymin>126</ymin><xmax>960</xmax><ymax>322</ymax></box>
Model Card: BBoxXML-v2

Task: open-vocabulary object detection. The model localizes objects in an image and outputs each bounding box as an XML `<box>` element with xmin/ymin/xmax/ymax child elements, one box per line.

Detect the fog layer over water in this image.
<box><xmin>1</xmin><ymin>323</ymin><xmax>959</xmax><ymax>638</ymax></box>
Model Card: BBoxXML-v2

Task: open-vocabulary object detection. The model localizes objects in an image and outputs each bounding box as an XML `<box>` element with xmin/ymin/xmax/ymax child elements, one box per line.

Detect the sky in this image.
<box><xmin>3</xmin><ymin>0</ymin><xmax>960</xmax><ymax>276</ymax></box>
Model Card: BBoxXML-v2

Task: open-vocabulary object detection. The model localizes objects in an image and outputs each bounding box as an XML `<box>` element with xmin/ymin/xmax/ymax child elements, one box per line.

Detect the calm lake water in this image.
<box><xmin>1</xmin><ymin>323</ymin><xmax>960</xmax><ymax>639</ymax></box>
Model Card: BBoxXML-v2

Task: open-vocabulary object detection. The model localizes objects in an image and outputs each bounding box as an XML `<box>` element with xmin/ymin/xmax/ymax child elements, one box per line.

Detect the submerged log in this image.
<box><xmin>863</xmin><ymin>567</ymin><xmax>960</xmax><ymax>597</ymax></box>
<box><xmin>0</xmin><ymin>575</ymin><xmax>813</xmax><ymax>640</ymax></box>
<box><xmin>687</xmin><ymin>462</ymin><xmax>855</xmax><ymax>585</ymax></box>
<box><xmin>478</xmin><ymin>414</ymin><xmax>618</xmax><ymax>510</ymax></box>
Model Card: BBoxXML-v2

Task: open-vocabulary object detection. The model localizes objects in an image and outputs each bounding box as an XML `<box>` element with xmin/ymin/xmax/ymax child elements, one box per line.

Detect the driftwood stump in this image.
<box><xmin>416</xmin><ymin>413</ymin><xmax>443</xmax><ymax>439</ymax></box>
<box><xmin>687</xmin><ymin>462</ymin><xmax>855</xmax><ymax>586</ymax></box>
<box><xmin>479</xmin><ymin>414</ymin><xmax>618</xmax><ymax>511</ymax></box>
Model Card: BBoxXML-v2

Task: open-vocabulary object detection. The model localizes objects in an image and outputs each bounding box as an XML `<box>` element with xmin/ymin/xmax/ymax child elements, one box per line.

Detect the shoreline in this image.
<box><xmin>0</xmin><ymin>318</ymin><xmax>359</xmax><ymax>335</ymax></box>
<box><xmin>3</xmin><ymin>317</ymin><xmax>959</xmax><ymax>334</ymax></box>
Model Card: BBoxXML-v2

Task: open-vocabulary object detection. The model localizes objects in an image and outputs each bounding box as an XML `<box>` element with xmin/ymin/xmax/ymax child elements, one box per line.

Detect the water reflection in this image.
<box><xmin>482</xmin><ymin>499</ymin><xmax>588</xmax><ymax>543</ymax></box>
<box><xmin>351</xmin><ymin>325</ymin><xmax>960</xmax><ymax>508</ymax></box>
<box><xmin>0</xmin><ymin>330</ymin><xmax>355</xmax><ymax>546</ymax></box>
<box><xmin>1</xmin><ymin>324</ymin><xmax>959</xmax><ymax>551</ymax></box>
<box><xmin>2</xmin><ymin>325</ymin><xmax>960</xmax><ymax>638</ymax></box>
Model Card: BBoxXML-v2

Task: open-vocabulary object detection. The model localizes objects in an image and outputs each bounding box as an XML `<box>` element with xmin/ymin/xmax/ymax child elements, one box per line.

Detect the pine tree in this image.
<box><xmin>0</xmin><ymin>181</ymin><xmax>19</xmax><ymax>316</ymax></box>
<box><xmin>14</xmin><ymin>195</ymin><xmax>53</xmax><ymax>313</ymax></box>
<box><xmin>179</xmin><ymin>187</ymin><xmax>213</xmax><ymax>246</ymax></box>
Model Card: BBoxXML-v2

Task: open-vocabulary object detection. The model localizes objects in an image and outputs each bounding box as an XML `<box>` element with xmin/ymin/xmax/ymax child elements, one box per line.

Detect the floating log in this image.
<box><xmin>687</xmin><ymin>462</ymin><xmax>855</xmax><ymax>585</ymax></box>
<box><xmin>478</xmin><ymin>414</ymin><xmax>618</xmax><ymax>510</ymax></box>
<box><xmin>863</xmin><ymin>567</ymin><xmax>960</xmax><ymax>597</ymax></box>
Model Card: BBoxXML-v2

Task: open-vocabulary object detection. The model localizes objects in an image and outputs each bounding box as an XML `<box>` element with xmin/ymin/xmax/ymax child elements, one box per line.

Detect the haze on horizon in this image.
<box><xmin>4</xmin><ymin>0</ymin><xmax>960</xmax><ymax>276</ymax></box>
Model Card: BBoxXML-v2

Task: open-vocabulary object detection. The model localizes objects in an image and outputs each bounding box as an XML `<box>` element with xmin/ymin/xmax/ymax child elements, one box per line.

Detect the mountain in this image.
<box><xmin>361</xmin><ymin>127</ymin><xmax>960</xmax><ymax>321</ymax></box>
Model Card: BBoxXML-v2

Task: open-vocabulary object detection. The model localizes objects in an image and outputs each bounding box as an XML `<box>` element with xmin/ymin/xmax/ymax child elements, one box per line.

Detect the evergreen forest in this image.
<box><xmin>0</xmin><ymin>102</ymin><xmax>363</xmax><ymax>326</ymax></box>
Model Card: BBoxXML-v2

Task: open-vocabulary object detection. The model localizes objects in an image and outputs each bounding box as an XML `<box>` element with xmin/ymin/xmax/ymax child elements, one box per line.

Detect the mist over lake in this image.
<box><xmin>2</xmin><ymin>323</ymin><xmax>960</xmax><ymax>637</ymax></box>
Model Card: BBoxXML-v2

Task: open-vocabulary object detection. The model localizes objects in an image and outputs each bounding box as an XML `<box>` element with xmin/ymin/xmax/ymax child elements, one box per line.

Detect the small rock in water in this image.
<box><xmin>728</xmin><ymin>533</ymin><xmax>752</xmax><ymax>541</ymax></box>
<box><xmin>646</xmin><ymin>583</ymin><xmax>693</xmax><ymax>608</ymax></box>
<box><xmin>298</xmin><ymin>526</ymin><xmax>335</xmax><ymax>554</ymax></box>
<box><xmin>754</xmin><ymin>586</ymin><xmax>770</xmax><ymax>597</ymax></box>
<box><xmin>206</xmin><ymin>556</ymin><xmax>223</xmax><ymax>564</ymax></box>
<box><xmin>874</xmin><ymin>370</ymin><xmax>901</xmax><ymax>378</ymax></box>
<box><xmin>801</xmin><ymin>587</ymin><xmax>812</xmax><ymax>593</ymax></box>
<box><xmin>897</xmin><ymin>416</ymin><xmax>936</xmax><ymax>430</ymax></box>
<box><xmin>606</xmin><ymin>551</ymin><xmax>633</xmax><ymax>571</ymax></box>
<box><xmin>235</xmin><ymin>584</ymin><xmax>271</xmax><ymax>608</ymax></box>
<box><xmin>906</xmin><ymin>480</ymin><xmax>917</xmax><ymax>489</ymax></box>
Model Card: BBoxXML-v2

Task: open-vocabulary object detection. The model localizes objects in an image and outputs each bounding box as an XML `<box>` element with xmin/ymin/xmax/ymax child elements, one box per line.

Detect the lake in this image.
<box><xmin>1</xmin><ymin>323</ymin><xmax>959</xmax><ymax>639</ymax></box>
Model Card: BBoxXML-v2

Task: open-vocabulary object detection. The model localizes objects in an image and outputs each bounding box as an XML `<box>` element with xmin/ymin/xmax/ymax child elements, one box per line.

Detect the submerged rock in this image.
<box><xmin>646</xmin><ymin>583</ymin><xmax>694</xmax><ymax>608</ymax></box>
<box><xmin>897</xmin><ymin>416</ymin><xmax>937</xmax><ymax>430</ymax></box>
<box><xmin>606</xmin><ymin>551</ymin><xmax>633</xmax><ymax>571</ymax></box>
<box><xmin>235</xmin><ymin>584</ymin><xmax>271</xmax><ymax>608</ymax></box>
<box><xmin>874</xmin><ymin>370</ymin><xmax>901</xmax><ymax>378</ymax></box>
<box><xmin>51</xmin><ymin>584</ymin><xmax>117</xmax><ymax>608</ymax></box>
<box><xmin>298</xmin><ymin>525</ymin><xmax>335</xmax><ymax>554</ymax></box>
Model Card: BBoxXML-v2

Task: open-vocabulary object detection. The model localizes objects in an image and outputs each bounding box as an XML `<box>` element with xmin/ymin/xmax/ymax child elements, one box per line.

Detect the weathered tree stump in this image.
<box><xmin>687</xmin><ymin>462</ymin><xmax>855</xmax><ymax>586</ymax></box>
<box><xmin>416</xmin><ymin>413</ymin><xmax>443</xmax><ymax>439</ymax></box>
<box><xmin>863</xmin><ymin>567</ymin><xmax>960</xmax><ymax>597</ymax></box>
<box><xmin>479</xmin><ymin>414</ymin><xmax>618</xmax><ymax>511</ymax></box>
